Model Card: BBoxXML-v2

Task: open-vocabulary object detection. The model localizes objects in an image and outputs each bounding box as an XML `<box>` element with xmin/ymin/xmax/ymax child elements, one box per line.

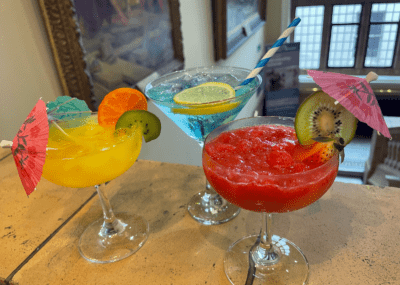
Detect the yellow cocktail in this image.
<box><xmin>42</xmin><ymin>112</ymin><xmax>151</xmax><ymax>264</ymax></box>
<box><xmin>1</xmin><ymin>89</ymin><xmax>161</xmax><ymax>264</ymax></box>
<box><xmin>42</xmin><ymin>114</ymin><xmax>142</xmax><ymax>188</ymax></box>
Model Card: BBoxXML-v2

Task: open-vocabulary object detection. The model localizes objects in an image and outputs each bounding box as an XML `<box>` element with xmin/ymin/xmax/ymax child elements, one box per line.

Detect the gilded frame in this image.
<box><xmin>38</xmin><ymin>0</ymin><xmax>184</xmax><ymax>110</ymax></box>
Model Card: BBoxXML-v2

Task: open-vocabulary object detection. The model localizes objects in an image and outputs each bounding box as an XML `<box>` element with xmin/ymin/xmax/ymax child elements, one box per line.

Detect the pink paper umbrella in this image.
<box><xmin>0</xmin><ymin>99</ymin><xmax>49</xmax><ymax>196</ymax></box>
<box><xmin>308</xmin><ymin>70</ymin><xmax>391</xmax><ymax>139</ymax></box>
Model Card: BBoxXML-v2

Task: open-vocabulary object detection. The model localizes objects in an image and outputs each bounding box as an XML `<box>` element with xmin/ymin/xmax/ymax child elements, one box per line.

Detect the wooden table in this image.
<box><xmin>1</xmin><ymin>156</ymin><xmax>399</xmax><ymax>285</ymax></box>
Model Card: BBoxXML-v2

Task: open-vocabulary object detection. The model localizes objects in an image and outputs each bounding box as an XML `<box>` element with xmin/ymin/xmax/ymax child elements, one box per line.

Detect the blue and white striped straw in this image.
<box><xmin>238</xmin><ymin>17</ymin><xmax>301</xmax><ymax>87</ymax></box>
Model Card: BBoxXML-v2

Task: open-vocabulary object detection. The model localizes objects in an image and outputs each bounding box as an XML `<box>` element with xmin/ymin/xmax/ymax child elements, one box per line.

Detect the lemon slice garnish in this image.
<box><xmin>172</xmin><ymin>82</ymin><xmax>237</xmax><ymax>115</ymax></box>
<box><xmin>173</xmin><ymin>82</ymin><xmax>235</xmax><ymax>105</ymax></box>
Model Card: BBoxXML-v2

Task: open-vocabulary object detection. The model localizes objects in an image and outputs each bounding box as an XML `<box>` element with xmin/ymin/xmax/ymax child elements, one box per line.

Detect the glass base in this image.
<box><xmin>78</xmin><ymin>212</ymin><xmax>149</xmax><ymax>263</ymax></box>
<box><xmin>187</xmin><ymin>190</ymin><xmax>240</xmax><ymax>225</ymax></box>
<box><xmin>225</xmin><ymin>234</ymin><xmax>309</xmax><ymax>285</ymax></box>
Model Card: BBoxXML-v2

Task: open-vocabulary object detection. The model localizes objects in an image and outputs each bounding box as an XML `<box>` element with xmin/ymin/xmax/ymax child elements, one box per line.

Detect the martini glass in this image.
<box><xmin>203</xmin><ymin>116</ymin><xmax>339</xmax><ymax>284</ymax></box>
<box><xmin>41</xmin><ymin>112</ymin><xmax>148</xmax><ymax>263</ymax></box>
<box><xmin>145</xmin><ymin>66</ymin><xmax>262</xmax><ymax>225</ymax></box>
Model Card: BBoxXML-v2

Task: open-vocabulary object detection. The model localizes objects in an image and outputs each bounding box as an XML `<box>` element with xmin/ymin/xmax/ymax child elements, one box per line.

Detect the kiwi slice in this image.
<box><xmin>116</xmin><ymin>110</ymin><xmax>161</xmax><ymax>143</ymax></box>
<box><xmin>295</xmin><ymin>90</ymin><xmax>357</xmax><ymax>146</ymax></box>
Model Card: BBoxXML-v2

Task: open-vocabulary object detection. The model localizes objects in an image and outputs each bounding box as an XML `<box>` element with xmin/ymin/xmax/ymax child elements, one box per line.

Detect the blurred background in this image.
<box><xmin>1</xmin><ymin>0</ymin><xmax>399</xmax><ymax>186</ymax></box>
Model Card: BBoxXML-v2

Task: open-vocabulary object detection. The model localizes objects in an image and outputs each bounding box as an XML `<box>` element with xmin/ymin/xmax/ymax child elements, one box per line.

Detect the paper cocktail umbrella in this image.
<box><xmin>0</xmin><ymin>96</ymin><xmax>92</xmax><ymax>196</ymax></box>
<box><xmin>307</xmin><ymin>70</ymin><xmax>391</xmax><ymax>139</ymax></box>
<box><xmin>47</xmin><ymin>96</ymin><xmax>91</xmax><ymax>121</ymax></box>
<box><xmin>0</xmin><ymin>99</ymin><xmax>49</xmax><ymax>196</ymax></box>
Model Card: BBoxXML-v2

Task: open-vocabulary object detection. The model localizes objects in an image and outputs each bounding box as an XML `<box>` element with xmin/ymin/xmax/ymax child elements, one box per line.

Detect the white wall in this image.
<box><xmin>179</xmin><ymin>0</ymin><xmax>265</xmax><ymax>70</ymax></box>
<box><xmin>0</xmin><ymin>1</ymin><xmax>62</xmax><ymax>140</ymax></box>
<box><xmin>265</xmin><ymin>0</ymin><xmax>291</xmax><ymax>45</ymax></box>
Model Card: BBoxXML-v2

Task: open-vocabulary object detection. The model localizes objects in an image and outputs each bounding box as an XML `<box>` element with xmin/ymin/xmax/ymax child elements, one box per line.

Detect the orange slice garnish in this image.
<box><xmin>98</xmin><ymin>88</ymin><xmax>147</xmax><ymax>127</ymax></box>
<box><xmin>293</xmin><ymin>141</ymin><xmax>335</xmax><ymax>163</ymax></box>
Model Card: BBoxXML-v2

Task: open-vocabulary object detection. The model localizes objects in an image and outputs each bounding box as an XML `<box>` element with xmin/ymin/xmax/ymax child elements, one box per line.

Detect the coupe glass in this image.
<box><xmin>42</xmin><ymin>113</ymin><xmax>148</xmax><ymax>263</ymax></box>
<box><xmin>203</xmin><ymin>116</ymin><xmax>339</xmax><ymax>284</ymax></box>
<box><xmin>145</xmin><ymin>66</ymin><xmax>262</xmax><ymax>225</ymax></box>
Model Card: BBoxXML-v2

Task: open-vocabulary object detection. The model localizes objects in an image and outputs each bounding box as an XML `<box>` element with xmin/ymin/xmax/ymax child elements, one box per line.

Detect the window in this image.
<box><xmin>291</xmin><ymin>0</ymin><xmax>400</xmax><ymax>76</ymax></box>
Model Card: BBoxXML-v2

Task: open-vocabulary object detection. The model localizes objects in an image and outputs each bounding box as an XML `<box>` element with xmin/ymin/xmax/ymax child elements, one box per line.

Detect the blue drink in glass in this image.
<box><xmin>145</xmin><ymin>66</ymin><xmax>262</xmax><ymax>225</ymax></box>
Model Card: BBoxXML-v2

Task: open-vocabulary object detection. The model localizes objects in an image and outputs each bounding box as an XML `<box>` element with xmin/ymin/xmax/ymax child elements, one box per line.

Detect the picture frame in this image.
<box><xmin>38</xmin><ymin>0</ymin><xmax>184</xmax><ymax>110</ymax></box>
<box><xmin>212</xmin><ymin>0</ymin><xmax>267</xmax><ymax>61</ymax></box>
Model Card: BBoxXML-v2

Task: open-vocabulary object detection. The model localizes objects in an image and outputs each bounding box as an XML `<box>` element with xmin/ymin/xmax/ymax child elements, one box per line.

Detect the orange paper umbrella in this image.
<box><xmin>1</xmin><ymin>99</ymin><xmax>49</xmax><ymax>196</ymax></box>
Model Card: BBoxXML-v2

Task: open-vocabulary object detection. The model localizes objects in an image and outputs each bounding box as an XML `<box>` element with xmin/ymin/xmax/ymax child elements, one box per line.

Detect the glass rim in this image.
<box><xmin>203</xmin><ymin>115</ymin><xmax>339</xmax><ymax>179</ymax></box>
<box><xmin>144</xmin><ymin>65</ymin><xmax>263</xmax><ymax>106</ymax></box>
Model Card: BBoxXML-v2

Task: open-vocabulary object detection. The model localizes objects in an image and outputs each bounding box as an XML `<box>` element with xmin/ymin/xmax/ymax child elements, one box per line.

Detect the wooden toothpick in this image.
<box><xmin>0</xmin><ymin>140</ymin><xmax>12</xmax><ymax>148</ymax></box>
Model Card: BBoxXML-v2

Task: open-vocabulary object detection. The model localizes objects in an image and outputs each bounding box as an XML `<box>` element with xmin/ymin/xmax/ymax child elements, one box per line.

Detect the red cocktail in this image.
<box><xmin>202</xmin><ymin>116</ymin><xmax>339</xmax><ymax>284</ymax></box>
<box><xmin>204</xmin><ymin>124</ymin><xmax>338</xmax><ymax>213</ymax></box>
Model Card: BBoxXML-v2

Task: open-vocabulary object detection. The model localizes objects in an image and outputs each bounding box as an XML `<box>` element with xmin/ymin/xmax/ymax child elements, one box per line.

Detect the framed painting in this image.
<box><xmin>212</xmin><ymin>0</ymin><xmax>267</xmax><ymax>61</ymax></box>
<box><xmin>38</xmin><ymin>0</ymin><xmax>184</xmax><ymax>110</ymax></box>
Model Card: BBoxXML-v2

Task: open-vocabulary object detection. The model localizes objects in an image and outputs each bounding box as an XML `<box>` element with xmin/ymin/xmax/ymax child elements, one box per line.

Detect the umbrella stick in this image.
<box><xmin>0</xmin><ymin>140</ymin><xmax>12</xmax><ymax>148</ymax></box>
<box><xmin>51</xmin><ymin>111</ymin><xmax>92</xmax><ymax>116</ymax></box>
<box><xmin>366</xmin><ymin>71</ymin><xmax>379</xmax><ymax>83</ymax></box>
<box><xmin>334</xmin><ymin>71</ymin><xmax>379</xmax><ymax>105</ymax></box>
<box><xmin>1</xmin><ymin>139</ymin><xmax>58</xmax><ymax>151</ymax></box>
<box><xmin>50</xmin><ymin>120</ymin><xmax>72</xmax><ymax>139</ymax></box>
<box><xmin>47</xmin><ymin>97</ymin><xmax>76</xmax><ymax>115</ymax></box>
<box><xmin>334</xmin><ymin>90</ymin><xmax>353</xmax><ymax>105</ymax></box>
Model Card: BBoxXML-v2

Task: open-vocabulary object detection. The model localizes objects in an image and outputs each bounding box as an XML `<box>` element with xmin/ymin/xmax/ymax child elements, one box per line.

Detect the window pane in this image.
<box><xmin>332</xmin><ymin>4</ymin><xmax>361</xmax><ymax>24</ymax></box>
<box><xmin>371</xmin><ymin>3</ymin><xmax>400</xmax><ymax>22</ymax></box>
<box><xmin>294</xmin><ymin>6</ymin><xmax>324</xmax><ymax>69</ymax></box>
<box><xmin>365</xmin><ymin>24</ymin><xmax>398</xmax><ymax>67</ymax></box>
<box><xmin>328</xmin><ymin>25</ymin><xmax>358</xmax><ymax>67</ymax></box>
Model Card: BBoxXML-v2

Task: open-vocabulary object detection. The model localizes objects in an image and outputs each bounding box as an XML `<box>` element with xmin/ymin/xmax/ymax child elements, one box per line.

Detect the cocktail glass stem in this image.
<box><xmin>225</xmin><ymin>212</ymin><xmax>309</xmax><ymax>284</ymax></box>
<box><xmin>225</xmin><ymin>211</ymin><xmax>309</xmax><ymax>284</ymax></box>
<box><xmin>187</xmin><ymin>178</ymin><xmax>241</xmax><ymax>225</ymax></box>
<box><xmin>186</xmin><ymin>142</ymin><xmax>240</xmax><ymax>225</ymax></box>
<box><xmin>78</xmin><ymin>183</ymin><xmax>149</xmax><ymax>263</ymax></box>
<box><xmin>252</xmin><ymin>213</ymin><xmax>280</xmax><ymax>265</ymax></box>
<box><xmin>201</xmin><ymin>180</ymin><xmax>223</xmax><ymax>205</ymax></box>
<box><xmin>95</xmin><ymin>183</ymin><xmax>126</xmax><ymax>238</ymax></box>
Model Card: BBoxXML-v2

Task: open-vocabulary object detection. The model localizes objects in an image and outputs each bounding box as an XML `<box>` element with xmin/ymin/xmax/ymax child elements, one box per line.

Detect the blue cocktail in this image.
<box><xmin>145</xmin><ymin>66</ymin><xmax>262</xmax><ymax>225</ymax></box>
